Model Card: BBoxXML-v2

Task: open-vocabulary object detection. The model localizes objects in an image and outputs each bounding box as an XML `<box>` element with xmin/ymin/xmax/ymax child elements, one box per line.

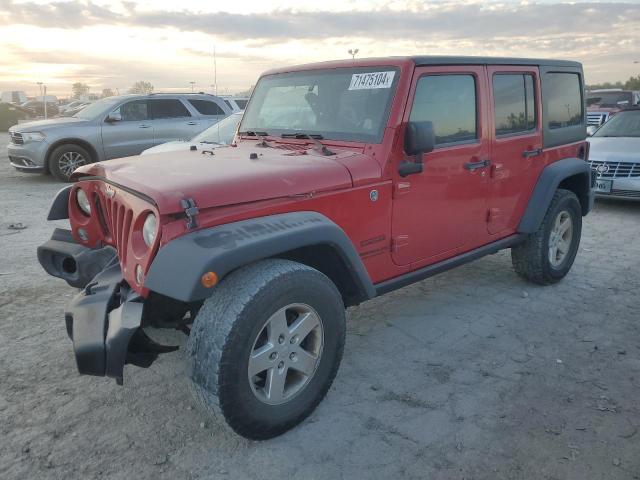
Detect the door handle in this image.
<box><xmin>464</xmin><ymin>159</ymin><xmax>490</xmax><ymax>171</ymax></box>
<box><xmin>522</xmin><ymin>148</ymin><xmax>542</xmax><ymax>158</ymax></box>
<box><xmin>139</xmin><ymin>124</ymin><xmax>151</xmax><ymax>129</ymax></box>
<box><xmin>187</xmin><ymin>121</ymin><xmax>197</xmax><ymax>125</ymax></box>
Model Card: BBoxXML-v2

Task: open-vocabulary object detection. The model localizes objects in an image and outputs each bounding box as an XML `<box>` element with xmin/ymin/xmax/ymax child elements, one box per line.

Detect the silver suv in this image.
<box><xmin>8</xmin><ymin>93</ymin><xmax>233</xmax><ymax>181</ymax></box>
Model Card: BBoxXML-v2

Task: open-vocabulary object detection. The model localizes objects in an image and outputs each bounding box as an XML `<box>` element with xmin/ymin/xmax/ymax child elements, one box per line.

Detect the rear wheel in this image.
<box><xmin>186</xmin><ymin>259</ymin><xmax>346</xmax><ymax>440</ymax></box>
<box><xmin>49</xmin><ymin>144</ymin><xmax>92</xmax><ymax>182</ymax></box>
<box><xmin>511</xmin><ymin>188</ymin><xmax>582</xmax><ymax>285</ymax></box>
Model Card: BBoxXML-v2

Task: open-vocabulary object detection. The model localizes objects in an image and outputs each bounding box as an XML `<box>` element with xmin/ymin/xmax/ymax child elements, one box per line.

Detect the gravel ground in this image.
<box><xmin>1</xmin><ymin>132</ymin><xmax>639</xmax><ymax>480</ymax></box>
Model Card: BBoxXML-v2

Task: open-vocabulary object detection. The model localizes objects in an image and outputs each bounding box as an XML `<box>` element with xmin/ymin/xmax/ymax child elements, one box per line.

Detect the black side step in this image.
<box><xmin>374</xmin><ymin>234</ymin><xmax>525</xmax><ymax>296</ymax></box>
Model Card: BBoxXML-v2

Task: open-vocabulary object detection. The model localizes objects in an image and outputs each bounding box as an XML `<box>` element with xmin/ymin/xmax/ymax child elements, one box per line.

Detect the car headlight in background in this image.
<box><xmin>76</xmin><ymin>189</ymin><xmax>91</xmax><ymax>215</ymax></box>
<box><xmin>21</xmin><ymin>132</ymin><xmax>45</xmax><ymax>143</ymax></box>
<box><xmin>142</xmin><ymin>213</ymin><xmax>157</xmax><ymax>247</ymax></box>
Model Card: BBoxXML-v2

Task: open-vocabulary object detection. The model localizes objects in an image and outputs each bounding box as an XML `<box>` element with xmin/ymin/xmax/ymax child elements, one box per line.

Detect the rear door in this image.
<box><xmin>486</xmin><ymin>66</ymin><xmax>543</xmax><ymax>235</ymax></box>
<box><xmin>101</xmin><ymin>99</ymin><xmax>154</xmax><ymax>159</ymax></box>
<box><xmin>391</xmin><ymin>66</ymin><xmax>491</xmax><ymax>267</ymax></box>
<box><xmin>149</xmin><ymin>98</ymin><xmax>199</xmax><ymax>145</ymax></box>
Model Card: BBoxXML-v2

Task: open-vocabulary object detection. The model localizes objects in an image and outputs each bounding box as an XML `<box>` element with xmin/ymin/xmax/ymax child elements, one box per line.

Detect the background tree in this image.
<box><xmin>128</xmin><ymin>81</ymin><xmax>154</xmax><ymax>95</ymax></box>
<box><xmin>71</xmin><ymin>82</ymin><xmax>90</xmax><ymax>99</ymax></box>
<box><xmin>101</xmin><ymin>88</ymin><xmax>115</xmax><ymax>98</ymax></box>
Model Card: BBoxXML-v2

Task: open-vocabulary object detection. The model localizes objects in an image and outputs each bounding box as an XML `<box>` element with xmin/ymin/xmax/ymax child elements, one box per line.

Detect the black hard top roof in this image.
<box><xmin>410</xmin><ymin>56</ymin><xmax>582</xmax><ymax>69</ymax></box>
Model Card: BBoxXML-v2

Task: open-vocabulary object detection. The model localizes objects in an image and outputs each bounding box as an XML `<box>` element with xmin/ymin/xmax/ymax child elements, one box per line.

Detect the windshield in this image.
<box><xmin>593</xmin><ymin>110</ymin><xmax>640</xmax><ymax>138</ymax></box>
<box><xmin>239</xmin><ymin>67</ymin><xmax>400</xmax><ymax>143</ymax></box>
<box><xmin>193</xmin><ymin>112</ymin><xmax>242</xmax><ymax>144</ymax></box>
<box><xmin>587</xmin><ymin>91</ymin><xmax>633</xmax><ymax>108</ymax></box>
<box><xmin>73</xmin><ymin>97</ymin><xmax>120</xmax><ymax>119</ymax></box>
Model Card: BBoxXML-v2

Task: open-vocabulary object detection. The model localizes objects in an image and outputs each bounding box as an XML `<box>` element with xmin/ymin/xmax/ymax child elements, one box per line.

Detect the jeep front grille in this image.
<box><xmin>586</xmin><ymin>112</ymin><xmax>609</xmax><ymax>126</ymax></box>
<box><xmin>99</xmin><ymin>196</ymin><xmax>133</xmax><ymax>265</ymax></box>
<box><xmin>589</xmin><ymin>160</ymin><xmax>640</xmax><ymax>179</ymax></box>
<box><xmin>10</xmin><ymin>132</ymin><xmax>24</xmax><ymax>144</ymax></box>
<box><xmin>597</xmin><ymin>189</ymin><xmax>640</xmax><ymax>198</ymax></box>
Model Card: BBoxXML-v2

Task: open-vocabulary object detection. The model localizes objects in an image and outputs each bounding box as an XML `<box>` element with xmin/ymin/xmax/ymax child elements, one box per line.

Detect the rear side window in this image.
<box><xmin>493</xmin><ymin>74</ymin><xmax>536</xmax><ymax>135</ymax></box>
<box><xmin>149</xmin><ymin>99</ymin><xmax>191</xmax><ymax>119</ymax></box>
<box><xmin>409</xmin><ymin>75</ymin><xmax>477</xmax><ymax>146</ymax></box>
<box><xmin>234</xmin><ymin>99</ymin><xmax>248</xmax><ymax>109</ymax></box>
<box><xmin>189</xmin><ymin>99</ymin><xmax>225</xmax><ymax>116</ymax></box>
<box><xmin>545</xmin><ymin>73</ymin><xmax>582</xmax><ymax>129</ymax></box>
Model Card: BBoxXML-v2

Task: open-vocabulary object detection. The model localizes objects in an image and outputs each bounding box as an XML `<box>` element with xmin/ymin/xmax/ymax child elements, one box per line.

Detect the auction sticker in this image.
<box><xmin>349</xmin><ymin>71</ymin><xmax>395</xmax><ymax>90</ymax></box>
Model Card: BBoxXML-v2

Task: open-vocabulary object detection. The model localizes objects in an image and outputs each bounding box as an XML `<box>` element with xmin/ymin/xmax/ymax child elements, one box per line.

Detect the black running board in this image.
<box><xmin>374</xmin><ymin>234</ymin><xmax>525</xmax><ymax>296</ymax></box>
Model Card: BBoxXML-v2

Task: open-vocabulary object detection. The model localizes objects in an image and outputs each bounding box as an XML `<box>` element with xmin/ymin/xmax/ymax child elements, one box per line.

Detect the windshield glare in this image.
<box><xmin>593</xmin><ymin>111</ymin><xmax>640</xmax><ymax>138</ymax></box>
<box><xmin>239</xmin><ymin>67</ymin><xmax>400</xmax><ymax>143</ymax></box>
<box><xmin>73</xmin><ymin>97</ymin><xmax>121</xmax><ymax>119</ymax></box>
<box><xmin>193</xmin><ymin>113</ymin><xmax>242</xmax><ymax>144</ymax></box>
<box><xmin>587</xmin><ymin>92</ymin><xmax>633</xmax><ymax>108</ymax></box>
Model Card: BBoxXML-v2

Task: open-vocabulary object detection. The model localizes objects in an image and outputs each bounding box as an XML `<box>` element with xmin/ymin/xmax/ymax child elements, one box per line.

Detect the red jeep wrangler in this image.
<box><xmin>38</xmin><ymin>56</ymin><xmax>594</xmax><ymax>439</ymax></box>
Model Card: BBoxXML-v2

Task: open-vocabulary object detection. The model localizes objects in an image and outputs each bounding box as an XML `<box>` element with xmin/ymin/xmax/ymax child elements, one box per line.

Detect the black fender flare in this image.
<box><xmin>48</xmin><ymin>185</ymin><xmax>71</xmax><ymax>220</ymax></box>
<box><xmin>144</xmin><ymin>211</ymin><xmax>376</xmax><ymax>303</ymax></box>
<box><xmin>517</xmin><ymin>158</ymin><xmax>594</xmax><ymax>234</ymax></box>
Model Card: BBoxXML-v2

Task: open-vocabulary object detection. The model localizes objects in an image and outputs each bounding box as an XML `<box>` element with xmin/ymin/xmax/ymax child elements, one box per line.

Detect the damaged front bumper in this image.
<box><xmin>38</xmin><ymin>229</ymin><xmax>177</xmax><ymax>385</ymax></box>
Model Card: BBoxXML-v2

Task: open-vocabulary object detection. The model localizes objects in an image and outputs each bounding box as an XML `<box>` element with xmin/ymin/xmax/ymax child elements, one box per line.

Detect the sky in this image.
<box><xmin>0</xmin><ymin>0</ymin><xmax>639</xmax><ymax>98</ymax></box>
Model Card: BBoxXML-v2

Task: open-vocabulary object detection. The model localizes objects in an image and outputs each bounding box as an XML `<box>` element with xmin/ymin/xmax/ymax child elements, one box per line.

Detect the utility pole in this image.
<box><xmin>43</xmin><ymin>85</ymin><xmax>47</xmax><ymax>119</ymax></box>
<box><xmin>189</xmin><ymin>81</ymin><xmax>196</xmax><ymax>92</ymax></box>
<box><xmin>213</xmin><ymin>45</ymin><xmax>218</xmax><ymax>96</ymax></box>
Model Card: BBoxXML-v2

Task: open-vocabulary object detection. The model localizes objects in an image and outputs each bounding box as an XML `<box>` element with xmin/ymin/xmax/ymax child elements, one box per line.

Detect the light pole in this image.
<box><xmin>348</xmin><ymin>48</ymin><xmax>359</xmax><ymax>59</ymax></box>
<box><xmin>189</xmin><ymin>81</ymin><xmax>196</xmax><ymax>92</ymax></box>
<box><xmin>37</xmin><ymin>81</ymin><xmax>43</xmax><ymax>99</ymax></box>
<box><xmin>43</xmin><ymin>84</ymin><xmax>47</xmax><ymax>119</ymax></box>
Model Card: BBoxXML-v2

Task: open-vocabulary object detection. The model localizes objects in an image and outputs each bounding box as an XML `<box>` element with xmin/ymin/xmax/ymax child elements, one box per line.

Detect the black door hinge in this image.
<box><xmin>180</xmin><ymin>198</ymin><xmax>199</xmax><ymax>230</ymax></box>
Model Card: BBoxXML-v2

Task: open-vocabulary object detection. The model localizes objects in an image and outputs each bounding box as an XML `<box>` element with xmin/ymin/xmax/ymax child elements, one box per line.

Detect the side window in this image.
<box><xmin>235</xmin><ymin>99</ymin><xmax>248</xmax><ymax>109</ymax></box>
<box><xmin>117</xmin><ymin>100</ymin><xmax>149</xmax><ymax>121</ymax></box>
<box><xmin>188</xmin><ymin>99</ymin><xmax>225</xmax><ymax>116</ymax></box>
<box><xmin>545</xmin><ymin>73</ymin><xmax>582</xmax><ymax>129</ymax></box>
<box><xmin>409</xmin><ymin>75</ymin><xmax>477</xmax><ymax>146</ymax></box>
<box><xmin>493</xmin><ymin>74</ymin><xmax>536</xmax><ymax>136</ymax></box>
<box><xmin>149</xmin><ymin>99</ymin><xmax>191</xmax><ymax>119</ymax></box>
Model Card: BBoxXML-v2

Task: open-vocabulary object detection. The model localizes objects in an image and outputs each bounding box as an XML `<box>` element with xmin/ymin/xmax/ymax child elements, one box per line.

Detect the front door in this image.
<box><xmin>101</xmin><ymin>100</ymin><xmax>155</xmax><ymax>159</ymax></box>
<box><xmin>486</xmin><ymin>66</ymin><xmax>543</xmax><ymax>235</ymax></box>
<box><xmin>391</xmin><ymin>66</ymin><xmax>491</xmax><ymax>267</ymax></box>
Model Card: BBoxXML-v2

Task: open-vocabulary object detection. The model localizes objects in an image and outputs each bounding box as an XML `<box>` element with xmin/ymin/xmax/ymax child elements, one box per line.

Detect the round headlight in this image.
<box><xmin>76</xmin><ymin>189</ymin><xmax>91</xmax><ymax>215</ymax></box>
<box><xmin>142</xmin><ymin>213</ymin><xmax>157</xmax><ymax>247</ymax></box>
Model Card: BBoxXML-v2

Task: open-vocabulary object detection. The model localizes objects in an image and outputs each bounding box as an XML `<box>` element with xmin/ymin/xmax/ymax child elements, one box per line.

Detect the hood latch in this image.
<box><xmin>180</xmin><ymin>198</ymin><xmax>199</xmax><ymax>230</ymax></box>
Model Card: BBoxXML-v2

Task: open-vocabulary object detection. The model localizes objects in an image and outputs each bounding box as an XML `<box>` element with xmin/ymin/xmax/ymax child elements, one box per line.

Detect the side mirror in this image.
<box><xmin>105</xmin><ymin>111</ymin><xmax>122</xmax><ymax>123</ymax></box>
<box><xmin>405</xmin><ymin>120</ymin><xmax>435</xmax><ymax>156</ymax></box>
<box><xmin>399</xmin><ymin>121</ymin><xmax>435</xmax><ymax>177</ymax></box>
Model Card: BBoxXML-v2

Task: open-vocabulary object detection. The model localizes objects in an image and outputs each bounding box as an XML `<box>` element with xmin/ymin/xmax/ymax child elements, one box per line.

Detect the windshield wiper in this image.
<box><xmin>281</xmin><ymin>132</ymin><xmax>324</xmax><ymax>139</ymax></box>
<box><xmin>238</xmin><ymin>130</ymin><xmax>269</xmax><ymax>137</ymax></box>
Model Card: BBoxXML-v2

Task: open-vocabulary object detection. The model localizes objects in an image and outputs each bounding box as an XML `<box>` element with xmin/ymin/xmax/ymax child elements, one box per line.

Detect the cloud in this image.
<box><xmin>0</xmin><ymin>1</ymin><xmax>638</xmax><ymax>44</ymax></box>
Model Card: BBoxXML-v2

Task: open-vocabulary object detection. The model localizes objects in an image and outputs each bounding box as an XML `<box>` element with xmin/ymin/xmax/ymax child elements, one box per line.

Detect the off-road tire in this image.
<box><xmin>511</xmin><ymin>188</ymin><xmax>582</xmax><ymax>285</ymax></box>
<box><xmin>49</xmin><ymin>144</ymin><xmax>92</xmax><ymax>182</ymax></box>
<box><xmin>186</xmin><ymin>259</ymin><xmax>346</xmax><ymax>440</ymax></box>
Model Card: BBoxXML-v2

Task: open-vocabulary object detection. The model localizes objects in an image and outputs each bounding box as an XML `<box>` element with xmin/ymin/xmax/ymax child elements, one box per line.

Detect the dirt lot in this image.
<box><xmin>0</xmin><ymin>132</ymin><xmax>639</xmax><ymax>480</ymax></box>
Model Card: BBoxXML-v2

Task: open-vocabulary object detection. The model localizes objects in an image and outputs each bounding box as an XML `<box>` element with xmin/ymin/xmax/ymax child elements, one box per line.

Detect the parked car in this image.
<box><xmin>60</xmin><ymin>101</ymin><xmax>93</xmax><ymax>117</ymax></box>
<box><xmin>1</xmin><ymin>90</ymin><xmax>27</xmax><ymax>104</ymax></box>
<box><xmin>141</xmin><ymin>111</ymin><xmax>243</xmax><ymax>155</ymax></box>
<box><xmin>587</xmin><ymin>107</ymin><xmax>640</xmax><ymax>200</ymax></box>
<box><xmin>8</xmin><ymin>93</ymin><xmax>233</xmax><ymax>181</ymax></box>
<box><xmin>38</xmin><ymin>56</ymin><xmax>592</xmax><ymax>440</ymax></box>
<box><xmin>20</xmin><ymin>100</ymin><xmax>60</xmax><ymax>117</ymax></box>
<box><xmin>60</xmin><ymin>100</ymin><xmax>91</xmax><ymax>114</ymax></box>
<box><xmin>220</xmin><ymin>96</ymin><xmax>249</xmax><ymax>111</ymax></box>
<box><xmin>586</xmin><ymin>89</ymin><xmax>640</xmax><ymax>130</ymax></box>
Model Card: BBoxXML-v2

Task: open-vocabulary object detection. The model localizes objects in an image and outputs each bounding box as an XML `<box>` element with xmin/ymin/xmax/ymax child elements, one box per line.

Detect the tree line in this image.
<box><xmin>70</xmin><ymin>81</ymin><xmax>154</xmax><ymax>99</ymax></box>
<box><xmin>587</xmin><ymin>75</ymin><xmax>640</xmax><ymax>91</ymax></box>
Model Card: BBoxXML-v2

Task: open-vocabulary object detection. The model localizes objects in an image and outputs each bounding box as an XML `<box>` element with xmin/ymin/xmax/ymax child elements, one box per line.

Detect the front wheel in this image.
<box><xmin>511</xmin><ymin>188</ymin><xmax>582</xmax><ymax>285</ymax></box>
<box><xmin>49</xmin><ymin>144</ymin><xmax>92</xmax><ymax>182</ymax></box>
<box><xmin>186</xmin><ymin>259</ymin><xmax>346</xmax><ymax>440</ymax></box>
